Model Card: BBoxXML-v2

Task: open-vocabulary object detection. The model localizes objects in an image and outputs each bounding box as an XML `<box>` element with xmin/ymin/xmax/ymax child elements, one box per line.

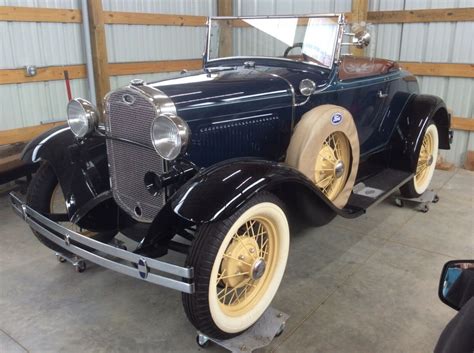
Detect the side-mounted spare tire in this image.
<box><xmin>26</xmin><ymin>163</ymin><xmax>117</xmax><ymax>253</ymax></box>
<box><xmin>286</xmin><ymin>104</ymin><xmax>360</xmax><ymax>208</ymax></box>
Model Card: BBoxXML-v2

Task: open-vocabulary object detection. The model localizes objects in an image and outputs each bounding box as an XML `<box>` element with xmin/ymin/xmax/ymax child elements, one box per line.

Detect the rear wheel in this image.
<box><xmin>26</xmin><ymin>163</ymin><xmax>116</xmax><ymax>252</ymax></box>
<box><xmin>400</xmin><ymin>123</ymin><xmax>439</xmax><ymax>198</ymax></box>
<box><xmin>182</xmin><ymin>192</ymin><xmax>289</xmax><ymax>339</ymax></box>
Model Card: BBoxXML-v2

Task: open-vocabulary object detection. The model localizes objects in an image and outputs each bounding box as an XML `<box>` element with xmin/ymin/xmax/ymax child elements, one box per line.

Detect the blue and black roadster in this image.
<box><xmin>11</xmin><ymin>14</ymin><xmax>452</xmax><ymax>339</ymax></box>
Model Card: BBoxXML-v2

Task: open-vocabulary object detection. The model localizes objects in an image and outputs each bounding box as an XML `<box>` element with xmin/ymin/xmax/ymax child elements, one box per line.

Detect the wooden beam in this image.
<box><xmin>217</xmin><ymin>0</ymin><xmax>233</xmax><ymax>57</ymax></box>
<box><xmin>0</xmin><ymin>60</ymin><xmax>203</xmax><ymax>84</ymax></box>
<box><xmin>0</xmin><ymin>60</ymin><xmax>203</xmax><ymax>85</ymax></box>
<box><xmin>0</xmin><ymin>121</ymin><xmax>65</xmax><ymax>145</ymax></box>
<box><xmin>87</xmin><ymin>0</ymin><xmax>110</xmax><ymax>119</ymax></box>
<box><xmin>217</xmin><ymin>0</ymin><xmax>233</xmax><ymax>16</ymax></box>
<box><xmin>0</xmin><ymin>65</ymin><xmax>86</xmax><ymax>85</ymax></box>
<box><xmin>367</xmin><ymin>7</ymin><xmax>474</xmax><ymax>24</ymax></box>
<box><xmin>103</xmin><ymin>11</ymin><xmax>207</xmax><ymax>26</ymax></box>
<box><xmin>451</xmin><ymin>116</ymin><xmax>474</xmax><ymax>132</ymax></box>
<box><xmin>2</xmin><ymin>6</ymin><xmax>473</xmax><ymax>26</ymax></box>
<box><xmin>0</xmin><ymin>6</ymin><xmax>82</xmax><ymax>23</ymax></box>
<box><xmin>350</xmin><ymin>0</ymin><xmax>368</xmax><ymax>57</ymax></box>
<box><xmin>399</xmin><ymin>62</ymin><xmax>474</xmax><ymax>78</ymax></box>
<box><xmin>109</xmin><ymin>59</ymin><xmax>202</xmax><ymax>76</ymax></box>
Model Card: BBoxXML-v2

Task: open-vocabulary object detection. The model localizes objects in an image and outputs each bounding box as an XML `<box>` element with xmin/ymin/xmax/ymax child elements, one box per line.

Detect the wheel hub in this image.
<box><xmin>251</xmin><ymin>258</ymin><xmax>266</xmax><ymax>280</ymax></box>
<box><xmin>314</xmin><ymin>132</ymin><xmax>351</xmax><ymax>201</ymax></box>
<box><xmin>427</xmin><ymin>154</ymin><xmax>434</xmax><ymax>166</ymax></box>
<box><xmin>334</xmin><ymin>160</ymin><xmax>345</xmax><ymax>178</ymax></box>
<box><xmin>220</xmin><ymin>236</ymin><xmax>260</xmax><ymax>288</ymax></box>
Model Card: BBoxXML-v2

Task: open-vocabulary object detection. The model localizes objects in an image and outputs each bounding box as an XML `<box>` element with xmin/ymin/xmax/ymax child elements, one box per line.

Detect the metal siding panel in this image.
<box><xmin>0</xmin><ymin>0</ymin><xmax>84</xmax><ymax>130</ymax></box>
<box><xmin>234</xmin><ymin>0</ymin><xmax>351</xmax><ymax>15</ymax></box>
<box><xmin>452</xmin><ymin>22</ymin><xmax>474</xmax><ymax>63</ymax></box>
<box><xmin>374</xmin><ymin>24</ymin><xmax>402</xmax><ymax>60</ymax></box>
<box><xmin>102</xmin><ymin>0</ymin><xmax>215</xmax><ymax>16</ymax></box>
<box><xmin>1</xmin><ymin>0</ymin><xmax>216</xmax><ymax>131</ymax></box>
<box><xmin>369</xmin><ymin>0</ymin><xmax>405</xmax><ymax>11</ymax></box>
<box><xmin>0</xmin><ymin>0</ymin><xmax>79</xmax><ymax>8</ymax></box>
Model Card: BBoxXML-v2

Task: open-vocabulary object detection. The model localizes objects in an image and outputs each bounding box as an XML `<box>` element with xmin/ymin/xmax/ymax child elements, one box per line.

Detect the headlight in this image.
<box><xmin>66</xmin><ymin>98</ymin><xmax>99</xmax><ymax>138</ymax></box>
<box><xmin>151</xmin><ymin>115</ymin><xmax>190</xmax><ymax>160</ymax></box>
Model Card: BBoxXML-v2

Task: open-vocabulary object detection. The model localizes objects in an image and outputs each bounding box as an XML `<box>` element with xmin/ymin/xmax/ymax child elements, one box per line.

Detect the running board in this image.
<box><xmin>345</xmin><ymin>169</ymin><xmax>413</xmax><ymax>211</ymax></box>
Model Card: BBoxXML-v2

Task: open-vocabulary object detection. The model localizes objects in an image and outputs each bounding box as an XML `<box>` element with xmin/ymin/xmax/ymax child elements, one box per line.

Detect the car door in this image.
<box><xmin>335</xmin><ymin>77</ymin><xmax>389</xmax><ymax>155</ymax></box>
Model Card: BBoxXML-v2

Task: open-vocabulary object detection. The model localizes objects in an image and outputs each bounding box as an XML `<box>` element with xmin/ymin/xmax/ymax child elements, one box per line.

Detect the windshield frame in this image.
<box><xmin>205</xmin><ymin>14</ymin><xmax>345</xmax><ymax>70</ymax></box>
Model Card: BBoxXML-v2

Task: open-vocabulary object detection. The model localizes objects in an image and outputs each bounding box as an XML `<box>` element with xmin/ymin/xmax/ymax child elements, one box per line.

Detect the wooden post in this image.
<box><xmin>87</xmin><ymin>0</ymin><xmax>110</xmax><ymax>118</ymax></box>
<box><xmin>217</xmin><ymin>0</ymin><xmax>233</xmax><ymax>57</ymax></box>
<box><xmin>351</xmin><ymin>0</ymin><xmax>368</xmax><ymax>57</ymax></box>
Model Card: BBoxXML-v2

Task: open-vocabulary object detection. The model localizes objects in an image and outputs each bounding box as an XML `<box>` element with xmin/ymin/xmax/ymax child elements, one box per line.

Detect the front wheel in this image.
<box><xmin>400</xmin><ymin>123</ymin><xmax>439</xmax><ymax>198</ymax></box>
<box><xmin>182</xmin><ymin>192</ymin><xmax>289</xmax><ymax>339</ymax></box>
<box><xmin>26</xmin><ymin>163</ymin><xmax>116</xmax><ymax>253</ymax></box>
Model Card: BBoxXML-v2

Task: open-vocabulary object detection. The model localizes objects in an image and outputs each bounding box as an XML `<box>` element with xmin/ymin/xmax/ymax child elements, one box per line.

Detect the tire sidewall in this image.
<box><xmin>413</xmin><ymin>123</ymin><xmax>439</xmax><ymax>195</ymax></box>
<box><xmin>26</xmin><ymin>163</ymin><xmax>66</xmax><ymax>253</ymax></box>
<box><xmin>208</xmin><ymin>201</ymin><xmax>289</xmax><ymax>333</ymax></box>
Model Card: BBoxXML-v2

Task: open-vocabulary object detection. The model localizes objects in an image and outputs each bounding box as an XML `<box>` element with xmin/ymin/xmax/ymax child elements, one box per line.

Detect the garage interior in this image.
<box><xmin>0</xmin><ymin>0</ymin><xmax>473</xmax><ymax>352</ymax></box>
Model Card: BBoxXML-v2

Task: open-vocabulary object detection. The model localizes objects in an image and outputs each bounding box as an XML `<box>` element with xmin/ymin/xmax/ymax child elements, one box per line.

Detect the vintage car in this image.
<box><xmin>10</xmin><ymin>14</ymin><xmax>452</xmax><ymax>339</ymax></box>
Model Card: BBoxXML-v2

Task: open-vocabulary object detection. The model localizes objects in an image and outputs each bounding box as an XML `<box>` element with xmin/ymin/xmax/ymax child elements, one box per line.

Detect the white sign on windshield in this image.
<box><xmin>302</xmin><ymin>18</ymin><xmax>338</xmax><ymax>67</ymax></box>
<box><xmin>243</xmin><ymin>18</ymin><xmax>298</xmax><ymax>47</ymax></box>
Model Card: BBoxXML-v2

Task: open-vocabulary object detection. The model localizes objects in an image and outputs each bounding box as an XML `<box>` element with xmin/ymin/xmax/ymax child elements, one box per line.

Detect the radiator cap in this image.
<box><xmin>130</xmin><ymin>79</ymin><xmax>146</xmax><ymax>86</ymax></box>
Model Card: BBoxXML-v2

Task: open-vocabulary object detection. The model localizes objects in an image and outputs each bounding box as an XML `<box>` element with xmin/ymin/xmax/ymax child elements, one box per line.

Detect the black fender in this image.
<box><xmin>21</xmin><ymin>125</ymin><xmax>117</xmax><ymax>230</ymax></box>
<box><xmin>140</xmin><ymin>158</ymin><xmax>364</xmax><ymax>251</ymax></box>
<box><xmin>389</xmin><ymin>94</ymin><xmax>451</xmax><ymax>172</ymax></box>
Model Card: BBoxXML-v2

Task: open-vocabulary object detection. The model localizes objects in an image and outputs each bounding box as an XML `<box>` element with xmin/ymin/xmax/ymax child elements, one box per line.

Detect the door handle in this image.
<box><xmin>377</xmin><ymin>90</ymin><xmax>388</xmax><ymax>98</ymax></box>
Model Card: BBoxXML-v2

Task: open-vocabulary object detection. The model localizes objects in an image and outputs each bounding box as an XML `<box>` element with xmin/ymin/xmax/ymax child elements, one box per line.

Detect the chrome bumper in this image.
<box><xmin>9</xmin><ymin>192</ymin><xmax>194</xmax><ymax>294</ymax></box>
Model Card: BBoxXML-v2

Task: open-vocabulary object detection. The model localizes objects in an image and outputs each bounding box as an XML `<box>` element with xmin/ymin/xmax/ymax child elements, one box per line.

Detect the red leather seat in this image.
<box><xmin>339</xmin><ymin>56</ymin><xmax>399</xmax><ymax>80</ymax></box>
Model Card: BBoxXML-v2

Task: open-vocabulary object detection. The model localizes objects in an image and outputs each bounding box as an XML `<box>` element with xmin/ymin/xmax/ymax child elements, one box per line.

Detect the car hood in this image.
<box><xmin>149</xmin><ymin>67</ymin><xmax>295</xmax><ymax>122</ymax></box>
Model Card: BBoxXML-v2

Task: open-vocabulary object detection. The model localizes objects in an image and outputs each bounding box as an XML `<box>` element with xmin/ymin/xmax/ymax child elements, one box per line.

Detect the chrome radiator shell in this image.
<box><xmin>104</xmin><ymin>85</ymin><xmax>176</xmax><ymax>222</ymax></box>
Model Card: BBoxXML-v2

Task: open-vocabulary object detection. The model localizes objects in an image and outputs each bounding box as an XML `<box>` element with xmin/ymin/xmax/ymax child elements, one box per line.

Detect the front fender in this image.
<box><xmin>140</xmin><ymin>158</ymin><xmax>363</xmax><ymax>253</ymax></box>
<box><xmin>169</xmin><ymin>158</ymin><xmax>362</xmax><ymax>224</ymax></box>
<box><xmin>21</xmin><ymin>125</ymin><xmax>115</xmax><ymax>227</ymax></box>
<box><xmin>390</xmin><ymin>94</ymin><xmax>450</xmax><ymax>172</ymax></box>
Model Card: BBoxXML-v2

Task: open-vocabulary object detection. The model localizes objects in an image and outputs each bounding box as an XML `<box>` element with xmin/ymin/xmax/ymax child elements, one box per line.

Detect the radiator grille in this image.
<box><xmin>105</xmin><ymin>88</ymin><xmax>166</xmax><ymax>222</ymax></box>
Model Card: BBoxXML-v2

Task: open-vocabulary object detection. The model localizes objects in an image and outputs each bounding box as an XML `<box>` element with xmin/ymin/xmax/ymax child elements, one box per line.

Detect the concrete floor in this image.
<box><xmin>0</xmin><ymin>169</ymin><xmax>473</xmax><ymax>353</ymax></box>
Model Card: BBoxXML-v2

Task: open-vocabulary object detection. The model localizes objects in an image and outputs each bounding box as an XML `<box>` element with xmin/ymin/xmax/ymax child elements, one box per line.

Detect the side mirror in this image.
<box><xmin>353</xmin><ymin>31</ymin><xmax>371</xmax><ymax>48</ymax></box>
<box><xmin>438</xmin><ymin>260</ymin><xmax>474</xmax><ymax>310</ymax></box>
<box><xmin>342</xmin><ymin>25</ymin><xmax>371</xmax><ymax>49</ymax></box>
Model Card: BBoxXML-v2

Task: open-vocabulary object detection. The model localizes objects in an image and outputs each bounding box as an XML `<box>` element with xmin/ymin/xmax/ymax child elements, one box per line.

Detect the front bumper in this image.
<box><xmin>9</xmin><ymin>192</ymin><xmax>194</xmax><ymax>294</ymax></box>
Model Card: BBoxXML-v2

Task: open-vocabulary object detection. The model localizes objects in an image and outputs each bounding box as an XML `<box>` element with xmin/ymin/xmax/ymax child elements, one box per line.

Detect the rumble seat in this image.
<box><xmin>339</xmin><ymin>56</ymin><xmax>399</xmax><ymax>80</ymax></box>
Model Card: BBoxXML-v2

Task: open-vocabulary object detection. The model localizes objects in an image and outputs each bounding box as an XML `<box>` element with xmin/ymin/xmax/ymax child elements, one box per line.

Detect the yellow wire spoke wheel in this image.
<box><xmin>415</xmin><ymin>129</ymin><xmax>434</xmax><ymax>188</ymax></box>
<box><xmin>183</xmin><ymin>192</ymin><xmax>289</xmax><ymax>339</ymax></box>
<box><xmin>314</xmin><ymin>131</ymin><xmax>351</xmax><ymax>201</ymax></box>
<box><xmin>217</xmin><ymin>218</ymin><xmax>275</xmax><ymax>312</ymax></box>
<box><xmin>401</xmin><ymin>123</ymin><xmax>439</xmax><ymax>197</ymax></box>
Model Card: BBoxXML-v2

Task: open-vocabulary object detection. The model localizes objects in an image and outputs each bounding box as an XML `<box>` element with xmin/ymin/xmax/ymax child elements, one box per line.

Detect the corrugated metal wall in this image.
<box><xmin>102</xmin><ymin>0</ymin><xmax>214</xmax><ymax>88</ymax></box>
<box><xmin>0</xmin><ymin>0</ymin><xmax>87</xmax><ymax>130</ymax></box>
<box><xmin>235</xmin><ymin>0</ymin><xmax>473</xmax><ymax>166</ymax></box>
<box><xmin>0</xmin><ymin>0</ymin><xmax>215</xmax><ymax>131</ymax></box>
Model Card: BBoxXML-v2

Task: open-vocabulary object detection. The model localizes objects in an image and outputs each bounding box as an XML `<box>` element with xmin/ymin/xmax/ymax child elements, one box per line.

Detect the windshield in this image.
<box><xmin>207</xmin><ymin>15</ymin><xmax>341</xmax><ymax>69</ymax></box>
